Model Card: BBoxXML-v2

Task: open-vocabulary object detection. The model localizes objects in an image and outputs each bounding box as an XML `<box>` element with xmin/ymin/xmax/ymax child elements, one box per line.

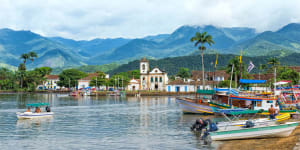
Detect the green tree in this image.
<box><xmin>89</xmin><ymin>72</ymin><xmax>107</xmax><ymax>88</ymax></box>
<box><xmin>190</xmin><ymin>32</ymin><xmax>214</xmax><ymax>89</ymax></box>
<box><xmin>226</xmin><ymin>56</ymin><xmax>246</xmax><ymax>86</ymax></box>
<box><xmin>176</xmin><ymin>67</ymin><xmax>190</xmax><ymax>79</ymax></box>
<box><xmin>34</xmin><ymin>67</ymin><xmax>52</xmax><ymax>77</ymax></box>
<box><xmin>20</xmin><ymin>53</ymin><xmax>30</xmax><ymax>65</ymax></box>
<box><xmin>277</xmin><ymin>67</ymin><xmax>300</xmax><ymax>85</ymax></box>
<box><xmin>28</xmin><ymin>51</ymin><xmax>38</xmax><ymax>70</ymax></box>
<box><xmin>57</xmin><ymin>69</ymin><xmax>87</xmax><ymax>88</ymax></box>
<box><xmin>107</xmin><ymin>74</ymin><xmax>129</xmax><ymax>89</ymax></box>
<box><xmin>267</xmin><ymin>57</ymin><xmax>280</xmax><ymax>72</ymax></box>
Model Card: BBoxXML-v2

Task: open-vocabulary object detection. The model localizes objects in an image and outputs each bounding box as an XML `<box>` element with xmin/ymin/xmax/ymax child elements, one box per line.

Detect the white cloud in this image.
<box><xmin>0</xmin><ymin>0</ymin><xmax>300</xmax><ymax>40</ymax></box>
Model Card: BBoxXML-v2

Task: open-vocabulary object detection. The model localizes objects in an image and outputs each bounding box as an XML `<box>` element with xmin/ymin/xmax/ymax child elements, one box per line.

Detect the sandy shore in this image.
<box><xmin>218</xmin><ymin>123</ymin><xmax>300</xmax><ymax>150</ymax></box>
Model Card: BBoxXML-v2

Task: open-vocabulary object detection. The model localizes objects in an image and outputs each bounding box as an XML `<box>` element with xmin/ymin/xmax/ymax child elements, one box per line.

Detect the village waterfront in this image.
<box><xmin>2</xmin><ymin>93</ymin><xmax>300</xmax><ymax>150</ymax></box>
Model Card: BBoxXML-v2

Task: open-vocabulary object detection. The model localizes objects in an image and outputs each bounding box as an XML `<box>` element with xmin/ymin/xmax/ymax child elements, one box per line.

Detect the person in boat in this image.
<box><xmin>26</xmin><ymin>107</ymin><xmax>31</xmax><ymax>112</ymax></box>
<box><xmin>268</xmin><ymin>105</ymin><xmax>276</xmax><ymax>119</ymax></box>
<box><xmin>191</xmin><ymin>118</ymin><xmax>208</xmax><ymax>132</ymax></box>
<box><xmin>35</xmin><ymin>107</ymin><xmax>41</xmax><ymax>113</ymax></box>
<box><xmin>45</xmin><ymin>106</ymin><xmax>51</xmax><ymax>112</ymax></box>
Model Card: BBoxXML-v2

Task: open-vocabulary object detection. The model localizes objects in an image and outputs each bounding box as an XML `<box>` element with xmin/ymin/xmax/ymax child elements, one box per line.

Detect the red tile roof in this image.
<box><xmin>45</xmin><ymin>75</ymin><xmax>59</xmax><ymax>80</ymax></box>
<box><xmin>79</xmin><ymin>73</ymin><xmax>98</xmax><ymax>81</ymax></box>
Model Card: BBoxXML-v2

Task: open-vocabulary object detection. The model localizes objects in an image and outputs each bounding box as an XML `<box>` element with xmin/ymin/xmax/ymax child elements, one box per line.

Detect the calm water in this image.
<box><xmin>0</xmin><ymin>93</ymin><xmax>221</xmax><ymax>150</ymax></box>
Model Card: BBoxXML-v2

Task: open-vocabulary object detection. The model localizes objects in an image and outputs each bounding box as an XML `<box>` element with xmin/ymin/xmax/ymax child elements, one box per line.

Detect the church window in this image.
<box><xmin>160</xmin><ymin>77</ymin><xmax>162</xmax><ymax>82</ymax></box>
<box><xmin>142</xmin><ymin>64</ymin><xmax>145</xmax><ymax>70</ymax></box>
<box><xmin>151</xmin><ymin>77</ymin><xmax>153</xmax><ymax>82</ymax></box>
<box><xmin>143</xmin><ymin>77</ymin><xmax>145</xmax><ymax>81</ymax></box>
<box><xmin>155</xmin><ymin>77</ymin><xmax>158</xmax><ymax>82</ymax></box>
<box><xmin>155</xmin><ymin>70</ymin><xmax>158</xmax><ymax>73</ymax></box>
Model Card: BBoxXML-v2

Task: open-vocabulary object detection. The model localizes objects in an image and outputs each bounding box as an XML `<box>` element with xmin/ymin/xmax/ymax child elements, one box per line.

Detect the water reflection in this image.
<box><xmin>0</xmin><ymin>94</ymin><xmax>219</xmax><ymax>150</ymax></box>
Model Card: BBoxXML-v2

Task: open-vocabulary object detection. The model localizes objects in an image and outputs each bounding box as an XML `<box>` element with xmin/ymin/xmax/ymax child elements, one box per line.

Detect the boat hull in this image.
<box><xmin>210</xmin><ymin>122</ymin><xmax>298</xmax><ymax>141</ymax></box>
<box><xmin>176</xmin><ymin>98</ymin><xmax>213</xmax><ymax>114</ymax></box>
<box><xmin>17</xmin><ymin>112</ymin><xmax>54</xmax><ymax>119</ymax></box>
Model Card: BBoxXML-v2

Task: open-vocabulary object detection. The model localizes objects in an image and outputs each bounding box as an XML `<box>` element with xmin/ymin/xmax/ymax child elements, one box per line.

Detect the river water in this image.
<box><xmin>0</xmin><ymin>93</ymin><xmax>221</xmax><ymax>150</ymax></box>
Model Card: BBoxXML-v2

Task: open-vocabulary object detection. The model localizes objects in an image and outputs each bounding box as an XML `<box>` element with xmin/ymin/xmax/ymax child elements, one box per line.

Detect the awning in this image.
<box><xmin>240</xmin><ymin>79</ymin><xmax>266</xmax><ymax>84</ymax></box>
<box><xmin>26</xmin><ymin>103</ymin><xmax>50</xmax><ymax>107</ymax></box>
<box><xmin>274</xmin><ymin>80</ymin><xmax>291</xmax><ymax>86</ymax></box>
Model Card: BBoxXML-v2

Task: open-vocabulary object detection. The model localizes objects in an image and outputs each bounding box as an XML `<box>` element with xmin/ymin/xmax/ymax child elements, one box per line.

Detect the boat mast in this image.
<box><xmin>229</xmin><ymin>64</ymin><xmax>234</xmax><ymax>106</ymax></box>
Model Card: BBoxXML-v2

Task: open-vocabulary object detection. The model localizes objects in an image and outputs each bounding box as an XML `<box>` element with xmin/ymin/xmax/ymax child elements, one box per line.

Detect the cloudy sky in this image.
<box><xmin>1</xmin><ymin>0</ymin><xmax>300</xmax><ymax>40</ymax></box>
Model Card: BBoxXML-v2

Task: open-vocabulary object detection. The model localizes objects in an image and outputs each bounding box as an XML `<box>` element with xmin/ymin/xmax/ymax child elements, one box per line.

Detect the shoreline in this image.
<box><xmin>0</xmin><ymin>90</ymin><xmax>197</xmax><ymax>96</ymax></box>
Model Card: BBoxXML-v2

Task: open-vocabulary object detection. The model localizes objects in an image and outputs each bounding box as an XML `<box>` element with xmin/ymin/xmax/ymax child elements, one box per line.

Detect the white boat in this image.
<box><xmin>17</xmin><ymin>103</ymin><xmax>54</xmax><ymax>119</ymax></box>
<box><xmin>16</xmin><ymin>112</ymin><xmax>54</xmax><ymax>119</ymax></box>
<box><xmin>210</xmin><ymin>121</ymin><xmax>299</xmax><ymax>141</ymax></box>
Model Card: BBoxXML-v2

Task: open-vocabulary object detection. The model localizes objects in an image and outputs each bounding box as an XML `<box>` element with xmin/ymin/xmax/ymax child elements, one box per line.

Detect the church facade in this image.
<box><xmin>139</xmin><ymin>58</ymin><xmax>168</xmax><ymax>91</ymax></box>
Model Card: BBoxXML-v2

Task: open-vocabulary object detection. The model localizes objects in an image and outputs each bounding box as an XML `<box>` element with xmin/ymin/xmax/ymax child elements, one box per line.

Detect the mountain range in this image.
<box><xmin>1</xmin><ymin>23</ymin><xmax>300</xmax><ymax>69</ymax></box>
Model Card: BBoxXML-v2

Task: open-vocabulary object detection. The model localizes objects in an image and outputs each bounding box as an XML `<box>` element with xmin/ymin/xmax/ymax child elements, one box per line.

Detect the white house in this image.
<box><xmin>78</xmin><ymin>73</ymin><xmax>109</xmax><ymax>89</ymax></box>
<box><xmin>139</xmin><ymin>58</ymin><xmax>168</xmax><ymax>91</ymax></box>
<box><xmin>43</xmin><ymin>75</ymin><xmax>60</xmax><ymax>90</ymax></box>
<box><xmin>127</xmin><ymin>78</ymin><xmax>140</xmax><ymax>91</ymax></box>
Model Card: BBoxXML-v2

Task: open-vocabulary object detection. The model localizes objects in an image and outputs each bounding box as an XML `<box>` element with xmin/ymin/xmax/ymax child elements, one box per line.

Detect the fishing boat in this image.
<box><xmin>16</xmin><ymin>103</ymin><xmax>54</xmax><ymax>119</ymax></box>
<box><xmin>209</xmin><ymin>121</ymin><xmax>299</xmax><ymax>141</ymax></box>
<box><xmin>195</xmin><ymin>109</ymin><xmax>298</xmax><ymax>141</ymax></box>
<box><xmin>176</xmin><ymin>97</ymin><xmax>214</xmax><ymax>114</ymax></box>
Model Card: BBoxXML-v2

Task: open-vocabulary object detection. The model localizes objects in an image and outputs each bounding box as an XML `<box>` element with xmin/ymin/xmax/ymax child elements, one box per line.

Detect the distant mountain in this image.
<box><xmin>0</xmin><ymin>28</ymin><xmax>85</xmax><ymax>68</ymax></box>
<box><xmin>2</xmin><ymin>23</ymin><xmax>300</xmax><ymax>69</ymax></box>
<box><xmin>88</xmin><ymin>25</ymin><xmax>257</xmax><ymax>64</ymax></box>
<box><xmin>49</xmin><ymin>37</ymin><xmax>131</xmax><ymax>57</ymax></box>
<box><xmin>231</xmin><ymin>23</ymin><xmax>300</xmax><ymax>56</ymax></box>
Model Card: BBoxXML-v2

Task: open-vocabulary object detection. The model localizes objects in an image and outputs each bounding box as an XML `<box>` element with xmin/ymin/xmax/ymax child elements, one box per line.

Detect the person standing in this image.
<box><xmin>268</xmin><ymin>105</ymin><xmax>276</xmax><ymax>119</ymax></box>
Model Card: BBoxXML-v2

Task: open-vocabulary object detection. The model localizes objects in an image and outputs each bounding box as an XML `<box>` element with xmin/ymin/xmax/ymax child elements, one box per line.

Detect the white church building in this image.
<box><xmin>127</xmin><ymin>58</ymin><xmax>168</xmax><ymax>91</ymax></box>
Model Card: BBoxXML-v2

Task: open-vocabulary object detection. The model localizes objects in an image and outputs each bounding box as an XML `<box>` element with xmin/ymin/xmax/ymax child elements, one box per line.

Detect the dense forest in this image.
<box><xmin>107</xmin><ymin>53</ymin><xmax>300</xmax><ymax>75</ymax></box>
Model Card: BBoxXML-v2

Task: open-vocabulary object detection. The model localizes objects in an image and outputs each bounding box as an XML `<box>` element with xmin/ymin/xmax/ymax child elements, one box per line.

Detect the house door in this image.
<box><xmin>176</xmin><ymin>86</ymin><xmax>180</xmax><ymax>92</ymax></box>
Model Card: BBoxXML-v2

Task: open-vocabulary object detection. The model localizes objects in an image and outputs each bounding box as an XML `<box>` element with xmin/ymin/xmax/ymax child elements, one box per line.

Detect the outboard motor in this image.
<box><xmin>245</xmin><ymin>120</ymin><xmax>255</xmax><ymax>128</ymax></box>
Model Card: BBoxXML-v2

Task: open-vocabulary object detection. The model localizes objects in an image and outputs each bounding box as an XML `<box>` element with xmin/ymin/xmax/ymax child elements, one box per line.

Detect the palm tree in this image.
<box><xmin>267</xmin><ymin>57</ymin><xmax>280</xmax><ymax>71</ymax></box>
<box><xmin>28</xmin><ymin>51</ymin><xmax>38</xmax><ymax>70</ymax></box>
<box><xmin>190</xmin><ymin>32</ymin><xmax>214</xmax><ymax>89</ymax></box>
<box><xmin>20</xmin><ymin>53</ymin><xmax>29</xmax><ymax>64</ymax></box>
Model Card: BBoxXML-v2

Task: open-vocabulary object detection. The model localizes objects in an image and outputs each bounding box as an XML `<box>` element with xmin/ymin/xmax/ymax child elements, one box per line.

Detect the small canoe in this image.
<box><xmin>16</xmin><ymin>112</ymin><xmax>54</xmax><ymax>119</ymax></box>
<box><xmin>210</xmin><ymin>121</ymin><xmax>299</xmax><ymax>141</ymax></box>
<box><xmin>176</xmin><ymin>97</ymin><xmax>214</xmax><ymax>114</ymax></box>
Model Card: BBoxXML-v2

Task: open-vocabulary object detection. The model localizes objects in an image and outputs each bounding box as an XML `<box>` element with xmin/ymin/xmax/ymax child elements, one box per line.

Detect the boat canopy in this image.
<box><xmin>196</xmin><ymin>89</ymin><xmax>215</xmax><ymax>95</ymax></box>
<box><xmin>217</xmin><ymin>109</ymin><xmax>260</xmax><ymax>115</ymax></box>
<box><xmin>26</xmin><ymin>103</ymin><xmax>50</xmax><ymax>107</ymax></box>
<box><xmin>240</xmin><ymin>79</ymin><xmax>266</xmax><ymax>84</ymax></box>
<box><xmin>230</xmin><ymin>96</ymin><xmax>262</xmax><ymax>101</ymax></box>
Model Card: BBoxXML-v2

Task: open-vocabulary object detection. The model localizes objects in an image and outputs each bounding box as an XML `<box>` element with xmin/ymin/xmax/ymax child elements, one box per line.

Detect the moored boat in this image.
<box><xmin>176</xmin><ymin>97</ymin><xmax>214</xmax><ymax>114</ymax></box>
<box><xmin>210</xmin><ymin>121</ymin><xmax>299</xmax><ymax>141</ymax></box>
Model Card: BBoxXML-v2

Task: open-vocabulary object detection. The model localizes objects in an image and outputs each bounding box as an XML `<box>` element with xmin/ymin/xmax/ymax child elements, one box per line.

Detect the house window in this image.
<box><xmin>151</xmin><ymin>77</ymin><xmax>153</xmax><ymax>82</ymax></box>
<box><xmin>155</xmin><ymin>77</ymin><xmax>158</xmax><ymax>82</ymax></box>
<box><xmin>159</xmin><ymin>77</ymin><xmax>162</xmax><ymax>82</ymax></box>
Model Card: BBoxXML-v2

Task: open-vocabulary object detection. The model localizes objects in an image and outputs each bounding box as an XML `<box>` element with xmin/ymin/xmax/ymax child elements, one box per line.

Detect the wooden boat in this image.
<box><xmin>209</xmin><ymin>121</ymin><xmax>299</xmax><ymax>141</ymax></box>
<box><xmin>17</xmin><ymin>103</ymin><xmax>54</xmax><ymax>119</ymax></box>
<box><xmin>70</xmin><ymin>91</ymin><xmax>79</xmax><ymax>96</ymax></box>
<box><xmin>176</xmin><ymin>97</ymin><xmax>214</xmax><ymax>114</ymax></box>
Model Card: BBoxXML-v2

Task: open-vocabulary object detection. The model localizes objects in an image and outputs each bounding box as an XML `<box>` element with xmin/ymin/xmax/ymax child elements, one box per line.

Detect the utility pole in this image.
<box><xmin>117</xmin><ymin>76</ymin><xmax>119</xmax><ymax>90</ymax></box>
<box><xmin>68</xmin><ymin>78</ymin><xmax>70</xmax><ymax>90</ymax></box>
<box><xmin>96</xmin><ymin>76</ymin><xmax>98</xmax><ymax>91</ymax></box>
<box><xmin>122</xmin><ymin>77</ymin><xmax>124</xmax><ymax>90</ymax></box>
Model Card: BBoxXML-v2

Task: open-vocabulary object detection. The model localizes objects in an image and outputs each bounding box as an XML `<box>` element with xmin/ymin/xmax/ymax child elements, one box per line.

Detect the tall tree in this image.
<box><xmin>226</xmin><ymin>56</ymin><xmax>246</xmax><ymax>86</ymax></box>
<box><xmin>177</xmin><ymin>67</ymin><xmax>190</xmax><ymax>80</ymax></box>
<box><xmin>267</xmin><ymin>57</ymin><xmax>280</xmax><ymax>72</ymax></box>
<box><xmin>20</xmin><ymin>53</ymin><xmax>29</xmax><ymax>65</ymax></box>
<box><xmin>57</xmin><ymin>69</ymin><xmax>87</xmax><ymax>88</ymax></box>
<box><xmin>28</xmin><ymin>51</ymin><xmax>38</xmax><ymax>70</ymax></box>
<box><xmin>190</xmin><ymin>32</ymin><xmax>214</xmax><ymax>89</ymax></box>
